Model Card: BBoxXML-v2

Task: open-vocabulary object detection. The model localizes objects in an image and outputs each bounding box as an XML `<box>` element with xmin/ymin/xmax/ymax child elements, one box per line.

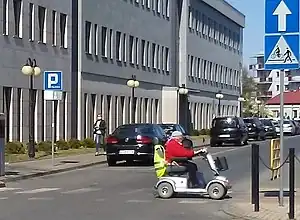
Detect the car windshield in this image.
<box><xmin>243</xmin><ymin>118</ymin><xmax>253</xmax><ymax>124</ymax></box>
<box><xmin>159</xmin><ymin>124</ymin><xmax>176</xmax><ymax>134</ymax></box>
<box><xmin>113</xmin><ymin>125</ymin><xmax>155</xmax><ymax>136</ymax></box>
<box><xmin>272</xmin><ymin>121</ymin><xmax>279</xmax><ymax>126</ymax></box>
<box><xmin>283</xmin><ymin>120</ymin><xmax>290</xmax><ymax>124</ymax></box>
<box><xmin>260</xmin><ymin>119</ymin><xmax>273</xmax><ymax>126</ymax></box>
<box><xmin>212</xmin><ymin>118</ymin><xmax>237</xmax><ymax>128</ymax></box>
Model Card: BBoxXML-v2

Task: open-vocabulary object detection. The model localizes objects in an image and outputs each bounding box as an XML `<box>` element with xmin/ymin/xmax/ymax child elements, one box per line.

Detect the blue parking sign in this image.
<box><xmin>44</xmin><ymin>71</ymin><xmax>63</xmax><ymax>91</ymax></box>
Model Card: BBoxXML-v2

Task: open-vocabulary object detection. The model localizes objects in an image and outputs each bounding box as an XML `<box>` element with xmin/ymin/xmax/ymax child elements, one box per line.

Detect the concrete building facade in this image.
<box><xmin>1</xmin><ymin>0</ymin><xmax>244</xmax><ymax>143</ymax></box>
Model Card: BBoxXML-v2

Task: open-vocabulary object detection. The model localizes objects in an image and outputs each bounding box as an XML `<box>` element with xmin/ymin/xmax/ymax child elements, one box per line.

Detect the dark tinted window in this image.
<box><xmin>178</xmin><ymin>124</ymin><xmax>187</xmax><ymax>134</ymax></box>
<box><xmin>155</xmin><ymin>125</ymin><xmax>166</xmax><ymax>137</ymax></box>
<box><xmin>212</xmin><ymin>117</ymin><xmax>237</xmax><ymax>128</ymax></box>
<box><xmin>113</xmin><ymin>124</ymin><xmax>156</xmax><ymax>136</ymax></box>
<box><xmin>260</xmin><ymin>119</ymin><xmax>273</xmax><ymax>126</ymax></box>
<box><xmin>159</xmin><ymin>124</ymin><xmax>177</xmax><ymax>135</ymax></box>
<box><xmin>243</xmin><ymin>118</ymin><xmax>253</xmax><ymax>124</ymax></box>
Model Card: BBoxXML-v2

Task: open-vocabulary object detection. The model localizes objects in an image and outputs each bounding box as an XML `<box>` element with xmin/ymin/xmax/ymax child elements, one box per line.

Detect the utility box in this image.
<box><xmin>0</xmin><ymin>113</ymin><xmax>5</xmax><ymax>176</ymax></box>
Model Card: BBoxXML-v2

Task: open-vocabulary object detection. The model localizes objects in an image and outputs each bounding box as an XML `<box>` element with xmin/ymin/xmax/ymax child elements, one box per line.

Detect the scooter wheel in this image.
<box><xmin>208</xmin><ymin>183</ymin><xmax>226</xmax><ymax>200</ymax></box>
<box><xmin>157</xmin><ymin>182</ymin><xmax>174</xmax><ymax>199</ymax></box>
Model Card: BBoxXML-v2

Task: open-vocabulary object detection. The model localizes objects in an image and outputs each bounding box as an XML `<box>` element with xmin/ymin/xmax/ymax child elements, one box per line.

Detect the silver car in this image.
<box><xmin>282</xmin><ymin>120</ymin><xmax>296</xmax><ymax>135</ymax></box>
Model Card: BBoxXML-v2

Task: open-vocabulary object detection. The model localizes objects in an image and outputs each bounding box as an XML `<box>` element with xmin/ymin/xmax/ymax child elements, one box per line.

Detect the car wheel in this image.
<box><xmin>210</xmin><ymin>141</ymin><xmax>217</xmax><ymax>147</ymax></box>
<box><xmin>107</xmin><ymin>157</ymin><xmax>117</xmax><ymax>166</ymax></box>
<box><xmin>208</xmin><ymin>183</ymin><xmax>226</xmax><ymax>200</ymax></box>
<box><xmin>244</xmin><ymin>140</ymin><xmax>248</xmax><ymax>145</ymax></box>
<box><xmin>157</xmin><ymin>182</ymin><xmax>174</xmax><ymax>199</ymax></box>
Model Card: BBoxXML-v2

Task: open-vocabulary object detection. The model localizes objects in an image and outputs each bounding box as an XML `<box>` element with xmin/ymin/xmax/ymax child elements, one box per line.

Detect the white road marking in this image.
<box><xmin>15</xmin><ymin>188</ymin><xmax>60</xmax><ymax>194</ymax></box>
<box><xmin>28</xmin><ymin>197</ymin><xmax>54</xmax><ymax>200</ymax></box>
<box><xmin>126</xmin><ymin>199</ymin><xmax>152</xmax><ymax>203</ymax></box>
<box><xmin>0</xmin><ymin>197</ymin><xmax>8</xmax><ymax>200</ymax></box>
<box><xmin>0</xmin><ymin>187</ymin><xmax>22</xmax><ymax>192</ymax></box>
<box><xmin>178</xmin><ymin>200</ymin><xmax>207</xmax><ymax>204</ymax></box>
<box><xmin>61</xmin><ymin>188</ymin><xmax>101</xmax><ymax>194</ymax></box>
<box><xmin>119</xmin><ymin>188</ymin><xmax>146</xmax><ymax>195</ymax></box>
<box><xmin>95</xmin><ymin>198</ymin><xmax>106</xmax><ymax>202</ymax></box>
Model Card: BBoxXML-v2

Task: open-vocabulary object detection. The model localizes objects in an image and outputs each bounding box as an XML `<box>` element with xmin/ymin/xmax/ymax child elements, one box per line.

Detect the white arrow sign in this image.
<box><xmin>273</xmin><ymin>0</ymin><xmax>292</xmax><ymax>32</ymax></box>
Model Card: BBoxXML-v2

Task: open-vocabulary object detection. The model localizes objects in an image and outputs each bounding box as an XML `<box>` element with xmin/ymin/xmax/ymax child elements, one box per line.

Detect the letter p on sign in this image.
<box><xmin>44</xmin><ymin>71</ymin><xmax>63</xmax><ymax>90</ymax></box>
<box><xmin>48</xmin><ymin>73</ymin><xmax>58</xmax><ymax>87</ymax></box>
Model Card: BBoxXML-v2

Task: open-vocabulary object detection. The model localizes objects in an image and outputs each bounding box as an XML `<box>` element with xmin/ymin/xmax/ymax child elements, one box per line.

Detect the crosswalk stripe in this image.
<box><xmin>61</xmin><ymin>188</ymin><xmax>101</xmax><ymax>194</ymax></box>
<box><xmin>126</xmin><ymin>199</ymin><xmax>152</xmax><ymax>203</ymax></box>
<box><xmin>178</xmin><ymin>200</ymin><xmax>207</xmax><ymax>204</ymax></box>
<box><xmin>119</xmin><ymin>188</ymin><xmax>146</xmax><ymax>195</ymax></box>
<box><xmin>0</xmin><ymin>197</ymin><xmax>8</xmax><ymax>200</ymax></box>
<box><xmin>0</xmin><ymin>188</ymin><xmax>22</xmax><ymax>192</ymax></box>
<box><xmin>28</xmin><ymin>197</ymin><xmax>54</xmax><ymax>200</ymax></box>
<box><xmin>15</xmin><ymin>188</ymin><xmax>60</xmax><ymax>194</ymax></box>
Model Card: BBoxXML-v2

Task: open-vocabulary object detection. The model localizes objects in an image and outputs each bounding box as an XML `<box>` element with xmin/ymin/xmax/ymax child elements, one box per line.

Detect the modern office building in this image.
<box><xmin>1</xmin><ymin>0</ymin><xmax>244</xmax><ymax>143</ymax></box>
<box><xmin>249</xmin><ymin>53</ymin><xmax>300</xmax><ymax>102</ymax></box>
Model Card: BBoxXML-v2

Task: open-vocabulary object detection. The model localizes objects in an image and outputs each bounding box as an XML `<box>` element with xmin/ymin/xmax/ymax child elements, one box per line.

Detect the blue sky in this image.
<box><xmin>226</xmin><ymin>0</ymin><xmax>265</xmax><ymax>64</ymax></box>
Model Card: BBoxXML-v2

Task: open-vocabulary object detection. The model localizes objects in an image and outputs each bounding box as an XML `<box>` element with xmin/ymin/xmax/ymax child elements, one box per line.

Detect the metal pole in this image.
<box><xmin>51</xmin><ymin>101</ymin><xmax>55</xmax><ymax>166</ymax></box>
<box><xmin>28</xmin><ymin>74</ymin><xmax>35</xmax><ymax>158</ymax></box>
<box><xmin>289</xmin><ymin>148</ymin><xmax>295</xmax><ymax>219</ymax></box>
<box><xmin>251</xmin><ymin>144</ymin><xmax>255</xmax><ymax>204</ymax></box>
<box><xmin>254</xmin><ymin>143</ymin><xmax>260</xmax><ymax>212</ymax></box>
<box><xmin>279</xmin><ymin>69</ymin><xmax>284</xmax><ymax>206</ymax></box>
<box><xmin>131</xmin><ymin>87</ymin><xmax>135</xmax><ymax>123</ymax></box>
<box><xmin>218</xmin><ymin>98</ymin><xmax>220</xmax><ymax>116</ymax></box>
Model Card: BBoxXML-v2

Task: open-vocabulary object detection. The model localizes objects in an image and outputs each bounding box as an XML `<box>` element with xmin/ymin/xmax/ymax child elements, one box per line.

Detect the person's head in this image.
<box><xmin>171</xmin><ymin>131</ymin><xmax>183</xmax><ymax>142</ymax></box>
<box><xmin>97</xmin><ymin>114</ymin><xmax>102</xmax><ymax>120</ymax></box>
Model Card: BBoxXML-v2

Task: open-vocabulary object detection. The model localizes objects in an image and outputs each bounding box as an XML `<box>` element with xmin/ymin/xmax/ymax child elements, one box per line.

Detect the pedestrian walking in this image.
<box><xmin>93</xmin><ymin>114</ymin><xmax>106</xmax><ymax>156</ymax></box>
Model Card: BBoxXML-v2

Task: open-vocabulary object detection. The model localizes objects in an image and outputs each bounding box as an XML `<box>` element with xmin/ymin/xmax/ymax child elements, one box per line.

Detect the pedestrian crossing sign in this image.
<box><xmin>264</xmin><ymin>34</ymin><xmax>299</xmax><ymax>70</ymax></box>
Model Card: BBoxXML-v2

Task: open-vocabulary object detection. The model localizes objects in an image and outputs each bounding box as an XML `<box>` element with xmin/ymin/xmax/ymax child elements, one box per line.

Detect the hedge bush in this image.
<box><xmin>5</xmin><ymin>141</ymin><xmax>26</xmax><ymax>154</ymax></box>
<box><xmin>82</xmin><ymin>138</ymin><xmax>96</xmax><ymax>148</ymax></box>
<box><xmin>199</xmin><ymin>129</ymin><xmax>210</xmax><ymax>135</ymax></box>
<box><xmin>190</xmin><ymin>130</ymin><xmax>200</xmax><ymax>136</ymax></box>
<box><xmin>68</xmin><ymin>138</ymin><xmax>81</xmax><ymax>149</ymax></box>
<box><xmin>37</xmin><ymin>141</ymin><xmax>52</xmax><ymax>154</ymax></box>
<box><xmin>56</xmin><ymin>139</ymin><xmax>69</xmax><ymax>150</ymax></box>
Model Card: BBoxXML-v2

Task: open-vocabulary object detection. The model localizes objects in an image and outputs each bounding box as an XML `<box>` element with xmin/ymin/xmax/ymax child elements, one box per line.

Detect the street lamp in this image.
<box><xmin>216</xmin><ymin>90</ymin><xmax>224</xmax><ymax>116</ymax></box>
<box><xmin>256</xmin><ymin>99</ymin><xmax>262</xmax><ymax>117</ymax></box>
<box><xmin>127</xmin><ymin>75</ymin><xmax>139</xmax><ymax>123</ymax></box>
<box><xmin>21</xmin><ymin>58</ymin><xmax>41</xmax><ymax>158</ymax></box>
<box><xmin>238</xmin><ymin>97</ymin><xmax>245</xmax><ymax>117</ymax></box>
<box><xmin>178</xmin><ymin>84</ymin><xmax>189</xmax><ymax>131</ymax></box>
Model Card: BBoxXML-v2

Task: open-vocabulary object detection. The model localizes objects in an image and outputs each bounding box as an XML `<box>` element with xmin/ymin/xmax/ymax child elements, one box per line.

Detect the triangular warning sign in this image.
<box><xmin>265</xmin><ymin>36</ymin><xmax>298</xmax><ymax>65</ymax></box>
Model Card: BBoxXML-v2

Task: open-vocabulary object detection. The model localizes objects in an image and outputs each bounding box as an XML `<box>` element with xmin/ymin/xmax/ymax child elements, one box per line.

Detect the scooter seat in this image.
<box><xmin>166</xmin><ymin>165</ymin><xmax>188</xmax><ymax>176</ymax></box>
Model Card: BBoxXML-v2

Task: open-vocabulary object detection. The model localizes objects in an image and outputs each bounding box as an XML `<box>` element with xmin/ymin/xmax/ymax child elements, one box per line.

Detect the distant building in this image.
<box><xmin>265</xmin><ymin>90</ymin><xmax>300</xmax><ymax>119</ymax></box>
<box><xmin>249</xmin><ymin>53</ymin><xmax>300</xmax><ymax>102</ymax></box>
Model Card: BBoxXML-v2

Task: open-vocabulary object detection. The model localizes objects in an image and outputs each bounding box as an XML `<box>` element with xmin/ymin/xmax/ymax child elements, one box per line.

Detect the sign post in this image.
<box><xmin>43</xmin><ymin>71</ymin><xmax>63</xmax><ymax>166</ymax></box>
<box><xmin>264</xmin><ymin>0</ymin><xmax>299</xmax><ymax>206</ymax></box>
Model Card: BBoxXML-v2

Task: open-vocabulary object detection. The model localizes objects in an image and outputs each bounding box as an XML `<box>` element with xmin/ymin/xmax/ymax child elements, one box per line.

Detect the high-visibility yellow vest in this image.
<box><xmin>154</xmin><ymin>145</ymin><xmax>167</xmax><ymax>178</ymax></box>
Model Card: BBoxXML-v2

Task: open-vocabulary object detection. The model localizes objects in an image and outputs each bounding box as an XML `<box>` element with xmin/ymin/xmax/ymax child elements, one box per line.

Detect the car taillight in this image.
<box><xmin>106</xmin><ymin>136</ymin><xmax>118</xmax><ymax>144</ymax></box>
<box><xmin>136</xmin><ymin>135</ymin><xmax>152</xmax><ymax>144</ymax></box>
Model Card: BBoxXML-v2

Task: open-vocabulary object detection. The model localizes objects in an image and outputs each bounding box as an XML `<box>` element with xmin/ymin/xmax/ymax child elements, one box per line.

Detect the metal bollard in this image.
<box><xmin>289</xmin><ymin>148</ymin><xmax>295</xmax><ymax>219</ymax></box>
<box><xmin>251</xmin><ymin>144</ymin><xmax>260</xmax><ymax>211</ymax></box>
<box><xmin>0</xmin><ymin>113</ymin><xmax>5</xmax><ymax>176</ymax></box>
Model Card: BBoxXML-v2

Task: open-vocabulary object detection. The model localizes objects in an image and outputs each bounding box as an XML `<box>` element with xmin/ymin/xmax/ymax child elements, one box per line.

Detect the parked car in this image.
<box><xmin>291</xmin><ymin>120</ymin><xmax>300</xmax><ymax>135</ymax></box>
<box><xmin>158</xmin><ymin>123</ymin><xmax>189</xmax><ymax>138</ymax></box>
<box><xmin>243</xmin><ymin>117</ymin><xmax>266</xmax><ymax>140</ymax></box>
<box><xmin>105</xmin><ymin>123</ymin><xmax>167</xmax><ymax>166</ymax></box>
<box><xmin>210</xmin><ymin>116</ymin><xmax>248</xmax><ymax>147</ymax></box>
<box><xmin>259</xmin><ymin>118</ymin><xmax>277</xmax><ymax>138</ymax></box>
<box><xmin>271</xmin><ymin>120</ymin><xmax>280</xmax><ymax>136</ymax></box>
<box><xmin>283</xmin><ymin>120</ymin><xmax>296</xmax><ymax>135</ymax></box>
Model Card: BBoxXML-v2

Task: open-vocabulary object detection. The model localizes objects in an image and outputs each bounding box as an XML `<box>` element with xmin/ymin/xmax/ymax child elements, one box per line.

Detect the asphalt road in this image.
<box><xmin>0</xmin><ymin>135</ymin><xmax>299</xmax><ymax>220</ymax></box>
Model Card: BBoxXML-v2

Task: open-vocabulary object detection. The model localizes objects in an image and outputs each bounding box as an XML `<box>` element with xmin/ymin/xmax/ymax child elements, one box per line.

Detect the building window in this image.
<box><xmin>293</xmin><ymin>110</ymin><xmax>297</xmax><ymax>118</ymax></box>
<box><xmin>129</xmin><ymin>35</ymin><xmax>134</xmax><ymax>64</ymax></box>
<box><xmin>3</xmin><ymin>0</ymin><xmax>8</xmax><ymax>35</ymax></box>
<box><xmin>13</xmin><ymin>0</ymin><xmax>22</xmax><ymax>38</ymax></box>
<box><xmin>51</xmin><ymin>10</ymin><xmax>57</xmax><ymax>45</ymax></box>
<box><xmin>29</xmin><ymin>3</ymin><xmax>34</xmax><ymax>40</ymax></box>
<box><xmin>161</xmin><ymin>46</ymin><xmax>164</xmax><ymax>71</ymax></box>
<box><xmin>116</xmin><ymin>31</ymin><xmax>121</xmax><ymax>61</ymax></box>
<box><xmin>141</xmin><ymin>40</ymin><xmax>146</xmax><ymax>66</ymax></box>
<box><xmin>38</xmin><ymin>6</ymin><xmax>46</xmax><ymax>43</ymax></box>
<box><xmin>94</xmin><ymin>24</ymin><xmax>98</xmax><ymax>55</ymax></box>
<box><xmin>165</xmin><ymin>47</ymin><xmax>169</xmax><ymax>71</ymax></box>
<box><xmin>165</xmin><ymin>0</ymin><xmax>169</xmax><ymax>17</ymax></box>
<box><xmin>60</xmin><ymin>13</ymin><xmax>67</xmax><ymax>48</ymax></box>
<box><xmin>109</xmin><ymin>29</ymin><xmax>113</xmax><ymax>59</ymax></box>
<box><xmin>152</xmin><ymin>43</ymin><xmax>156</xmax><ymax>68</ymax></box>
<box><xmin>122</xmin><ymin>33</ymin><xmax>127</xmax><ymax>62</ymax></box>
<box><xmin>135</xmin><ymin>38</ymin><xmax>139</xmax><ymax>65</ymax></box>
<box><xmin>101</xmin><ymin>26</ymin><xmax>108</xmax><ymax>57</ymax></box>
<box><xmin>157</xmin><ymin>0</ymin><xmax>160</xmax><ymax>13</ymax></box>
<box><xmin>147</xmin><ymin>42</ymin><xmax>150</xmax><ymax>67</ymax></box>
<box><xmin>156</xmin><ymin>45</ymin><xmax>160</xmax><ymax>69</ymax></box>
<box><xmin>85</xmin><ymin>21</ymin><xmax>92</xmax><ymax>54</ymax></box>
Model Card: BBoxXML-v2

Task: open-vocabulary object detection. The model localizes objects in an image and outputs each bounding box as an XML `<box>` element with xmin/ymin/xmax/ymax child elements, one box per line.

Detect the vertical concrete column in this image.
<box><xmin>178</xmin><ymin>0</ymin><xmax>189</xmax><ymax>86</ymax></box>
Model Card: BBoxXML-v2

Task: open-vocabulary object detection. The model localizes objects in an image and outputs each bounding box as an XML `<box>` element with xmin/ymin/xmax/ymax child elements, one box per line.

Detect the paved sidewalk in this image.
<box><xmin>0</xmin><ymin>137</ymin><xmax>209</xmax><ymax>185</ymax></box>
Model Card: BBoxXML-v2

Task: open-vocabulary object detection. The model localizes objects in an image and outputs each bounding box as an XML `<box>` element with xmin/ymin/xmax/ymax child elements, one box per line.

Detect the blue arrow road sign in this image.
<box><xmin>44</xmin><ymin>71</ymin><xmax>63</xmax><ymax>90</ymax></box>
<box><xmin>264</xmin><ymin>0</ymin><xmax>299</xmax><ymax>70</ymax></box>
<box><xmin>265</xmin><ymin>0</ymin><xmax>299</xmax><ymax>34</ymax></box>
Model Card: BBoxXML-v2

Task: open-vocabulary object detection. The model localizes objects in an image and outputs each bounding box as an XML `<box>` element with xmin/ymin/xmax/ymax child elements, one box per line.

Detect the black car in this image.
<box><xmin>291</xmin><ymin>120</ymin><xmax>300</xmax><ymax>135</ymax></box>
<box><xmin>243</xmin><ymin>117</ymin><xmax>266</xmax><ymax>140</ymax></box>
<box><xmin>106</xmin><ymin>123</ymin><xmax>167</xmax><ymax>166</ymax></box>
<box><xmin>210</xmin><ymin>116</ymin><xmax>248</xmax><ymax>146</ymax></box>
<box><xmin>158</xmin><ymin>123</ymin><xmax>189</xmax><ymax>138</ymax></box>
<box><xmin>259</xmin><ymin>118</ymin><xmax>277</xmax><ymax>138</ymax></box>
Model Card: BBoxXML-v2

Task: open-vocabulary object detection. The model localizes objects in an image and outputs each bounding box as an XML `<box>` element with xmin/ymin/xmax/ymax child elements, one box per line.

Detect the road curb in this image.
<box><xmin>3</xmin><ymin>159</ymin><xmax>108</xmax><ymax>183</ymax></box>
<box><xmin>220</xmin><ymin>203</ymin><xmax>258</xmax><ymax>220</ymax></box>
